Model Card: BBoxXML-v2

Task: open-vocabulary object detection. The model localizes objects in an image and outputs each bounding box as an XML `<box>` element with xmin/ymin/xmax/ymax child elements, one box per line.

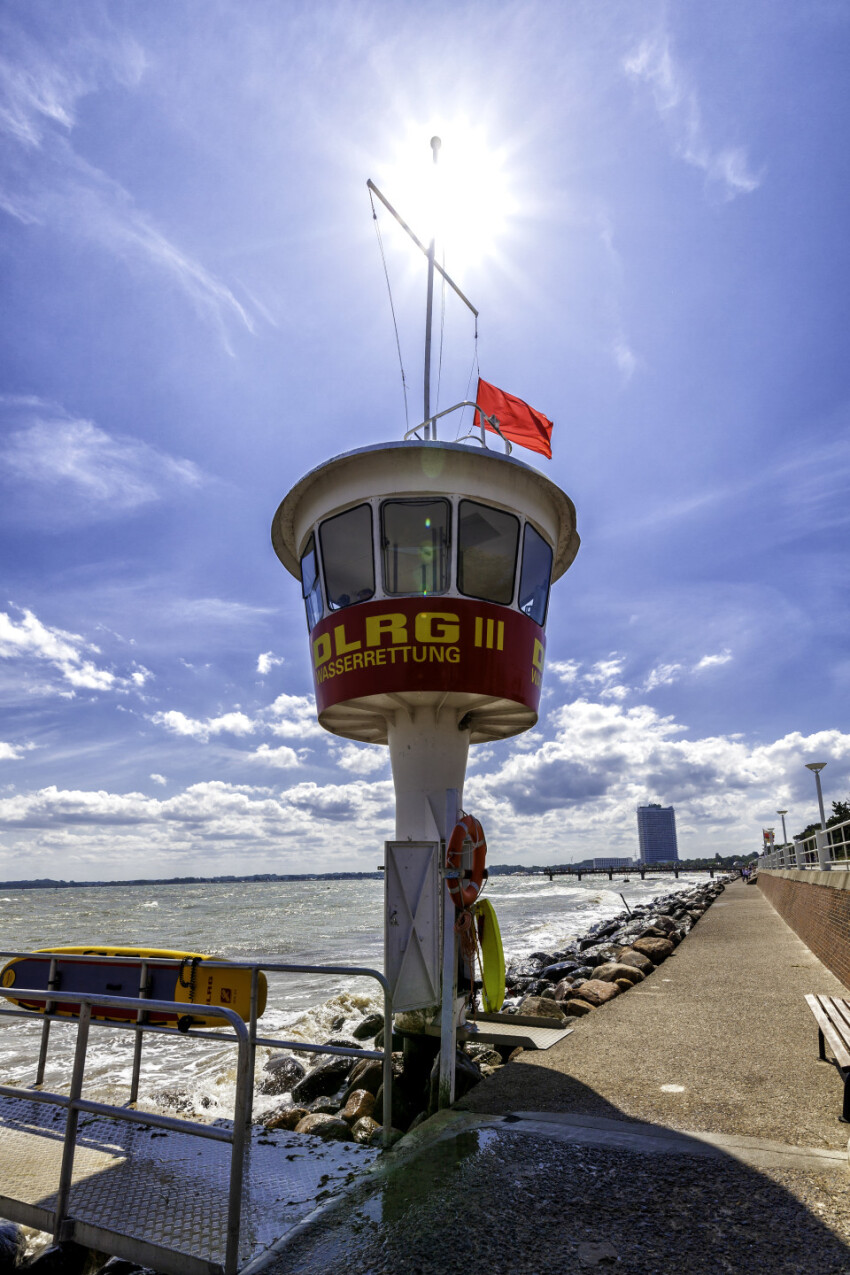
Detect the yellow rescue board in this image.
<box><xmin>0</xmin><ymin>946</ymin><xmax>267</xmax><ymax>1026</ymax></box>
<box><xmin>473</xmin><ymin>898</ymin><xmax>505</xmax><ymax>1013</ymax></box>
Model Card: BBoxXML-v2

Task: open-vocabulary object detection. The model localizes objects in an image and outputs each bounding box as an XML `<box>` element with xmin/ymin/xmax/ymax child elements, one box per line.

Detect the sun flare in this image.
<box><xmin>377</xmin><ymin>119</ymin><xmax>516</xmax><ymax>275</ymax></box>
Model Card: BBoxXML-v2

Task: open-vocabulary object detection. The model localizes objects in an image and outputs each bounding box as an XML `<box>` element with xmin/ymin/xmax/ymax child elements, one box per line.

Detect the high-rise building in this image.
<box><xmin>637</xmin><ymin>804</ymin><xmax>679</xmax><ymax>863</ymax></box>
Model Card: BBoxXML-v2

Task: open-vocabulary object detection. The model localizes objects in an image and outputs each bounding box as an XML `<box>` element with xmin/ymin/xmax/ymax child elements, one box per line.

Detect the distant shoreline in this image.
<box><xmin>0</xmin><ymin>861</ymin><xmax>737</xmax><ymax>891</ymax></box>
<box><xmin>0</xmin><ymin>866</ymin><xmax>534</xmax><ymax>890</ymax></box>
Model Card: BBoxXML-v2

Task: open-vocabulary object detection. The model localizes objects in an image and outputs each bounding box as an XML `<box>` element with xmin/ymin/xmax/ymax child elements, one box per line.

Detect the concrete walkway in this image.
<box><xmin>458</xmin><ymin>878</ymin><xmax>850</xmax><ymax>1148</ymax></box>
<box><xmin>265</xmin><ymin>880</ymin><xmax>850</xmax><ymax>1274</ymax></box>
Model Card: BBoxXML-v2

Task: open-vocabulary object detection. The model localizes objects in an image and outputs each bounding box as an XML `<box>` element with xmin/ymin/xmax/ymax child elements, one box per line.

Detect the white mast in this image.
<box><xmin>423</xmin><ymin>135</ymin><xmax>441</xmax><ymax>439</ymax></box>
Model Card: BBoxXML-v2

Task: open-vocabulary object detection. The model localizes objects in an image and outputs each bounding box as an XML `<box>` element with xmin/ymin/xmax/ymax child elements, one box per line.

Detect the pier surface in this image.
<box><xmin>270</xmin><ymin>880</ymin><xmax>850</xmax><ymax>1274</ymax></box>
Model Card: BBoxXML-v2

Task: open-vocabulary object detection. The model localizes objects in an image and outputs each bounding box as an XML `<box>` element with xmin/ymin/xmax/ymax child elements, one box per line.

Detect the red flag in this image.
<box><xmin>476</xmin><ymin>377</ymin><xmax>553</xmax><ymax>459</ymax></box>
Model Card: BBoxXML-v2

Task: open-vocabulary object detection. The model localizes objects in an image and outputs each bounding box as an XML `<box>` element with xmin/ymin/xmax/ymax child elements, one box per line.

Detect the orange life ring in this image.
<box><xmin>446</xmin><ymin>814</ymin><xmax>487</xmax><ymax>910</ymax></box>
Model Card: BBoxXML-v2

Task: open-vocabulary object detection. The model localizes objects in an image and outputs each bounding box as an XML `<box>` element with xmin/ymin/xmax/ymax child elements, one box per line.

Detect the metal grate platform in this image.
<box><xmin>0</xmin><ymin>1096</ymin><xmax>378</xmax><ymax>1275</ymax></box>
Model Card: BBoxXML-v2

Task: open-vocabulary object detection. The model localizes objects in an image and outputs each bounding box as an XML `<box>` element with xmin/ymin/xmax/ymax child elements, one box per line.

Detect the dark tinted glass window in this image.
<box><xmin>320</xmin><ymin>504</ymin><xmax>375</xmax><ymax>610</ymax></box>
<box><xmin>457</xmin><ymin>500</ymin><xmax>519</xmax><ymax>605</ymax></box>
<box><xmin>518</xmin><ymin>523</ymin><xmax>553</xmax><ymax>626</ymax></box>
<box><xmin>381</xmin><ymin>499</ymin><xmax>450</xmax><ymax>595</ymax></box>
<box><xmin>300</xmin><ymin>534</ymin><xmax>323</xmax><ymax>631</ymax></box>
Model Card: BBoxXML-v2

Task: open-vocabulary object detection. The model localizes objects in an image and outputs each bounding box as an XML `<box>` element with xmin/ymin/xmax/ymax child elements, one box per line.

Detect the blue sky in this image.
<box><xmin>0</xmin><ymin>0</ymin><xmax>848</xmax><ymax>879</ymax></box>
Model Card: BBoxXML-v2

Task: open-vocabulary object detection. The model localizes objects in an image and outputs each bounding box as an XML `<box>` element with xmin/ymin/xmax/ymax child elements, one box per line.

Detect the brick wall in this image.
<box><xmin>759</xmin><ymin>869</ymin><xmax>850</xmax><ymax>991</ymax></box>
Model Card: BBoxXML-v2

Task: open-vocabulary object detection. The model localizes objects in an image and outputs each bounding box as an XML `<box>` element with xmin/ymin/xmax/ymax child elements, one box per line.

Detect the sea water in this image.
<box><xmin>0</xmin><ymin>872</ymin><xmax>709</xmax><ymax>1117</ymax></box>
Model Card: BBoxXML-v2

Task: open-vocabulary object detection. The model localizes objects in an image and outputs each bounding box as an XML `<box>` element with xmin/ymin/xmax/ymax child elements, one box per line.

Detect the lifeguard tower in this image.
<box><xmin>271</xmin><ymin>142</ymin><xmax>580</xmax><ymax>1104</ymax></box>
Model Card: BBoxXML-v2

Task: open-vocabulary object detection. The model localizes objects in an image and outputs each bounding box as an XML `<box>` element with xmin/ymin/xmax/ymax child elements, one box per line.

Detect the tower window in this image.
<box><xmin>457</xmin><ymin>500</ymin><xmax>519</xmax><ymax>606</ymax></box>
<box><xmin>299</xmin><ymin>534</ymin><xmax>323</xmax><ymax>631</ymax></box>
<box><xmin>381</xmin><ymin>499</ymin><xmax>450</xmax><ymax>596</ymax></box>
<box><xmin>518</xmin><ymin>523</ymin><xmax>553</xmax><ymax>626</ymax></box>
<box><xmin>319</xmin><ymin>504</ymin><xmax>375</xmax><ymax>610</ymax></box>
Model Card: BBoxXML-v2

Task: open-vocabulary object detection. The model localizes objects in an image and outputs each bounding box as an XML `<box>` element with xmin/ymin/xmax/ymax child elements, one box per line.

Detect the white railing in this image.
<box><xmin>756</xmin><ymin>816</ymin><xmax>850</xmax><ymax>871</ymax></box>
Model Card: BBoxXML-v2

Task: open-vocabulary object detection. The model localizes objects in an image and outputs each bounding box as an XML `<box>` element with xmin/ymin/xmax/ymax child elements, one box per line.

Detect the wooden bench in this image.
<box><xmin>805</xmin><ymin>993</ymin><xmax>850</xmax><ymax>1121</ymax></box>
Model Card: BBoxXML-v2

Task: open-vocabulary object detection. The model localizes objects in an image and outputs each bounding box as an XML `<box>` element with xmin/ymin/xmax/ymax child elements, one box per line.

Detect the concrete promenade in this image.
<box><xmin>269</xmin><ymin>881</ymin><xmax>850</xmax><ymax>1274</ymax></box>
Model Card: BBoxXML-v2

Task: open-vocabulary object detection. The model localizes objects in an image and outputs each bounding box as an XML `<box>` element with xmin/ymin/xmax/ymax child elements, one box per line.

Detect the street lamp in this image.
<box><xmin>805</xmin><ymin>763</ymin><xmax>828</xmax><ymax>830</ymax></box>
<box><xmin>777</xmin><ymin>810</ymin><xmax>788</xmax><ymax>845</ymax></box>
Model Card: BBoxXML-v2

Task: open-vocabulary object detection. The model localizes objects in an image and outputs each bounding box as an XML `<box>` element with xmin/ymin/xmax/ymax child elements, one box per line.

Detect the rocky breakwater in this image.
<box><xmin>257</xmin><ymin>1005</ymin><xmax>494</xmax><ymax>1147</ymax></box>
<box><xmin>256</xmin><ymin>880</ymin><xmax>727</xmax><ymax>1146</ymax></box>
<box><xmin>503</xmin><ymin>880</ymin><xmax>727</xmax><ymax>1023</ymax></box>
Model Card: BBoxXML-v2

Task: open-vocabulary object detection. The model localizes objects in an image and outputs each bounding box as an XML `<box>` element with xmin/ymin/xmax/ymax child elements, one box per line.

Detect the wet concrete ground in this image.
<box><xmin>259</xmin><ymin>882</ymin><xmax>850</xmax><ymax>1273</ymax></box>
<box><xmin>270</xmin><ymin>1119</ymin><xmax>850</xmax><ymax>1274</ymax></box>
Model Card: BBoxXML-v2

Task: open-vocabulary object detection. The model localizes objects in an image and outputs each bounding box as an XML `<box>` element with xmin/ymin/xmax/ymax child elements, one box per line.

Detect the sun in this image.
<box><xmin>377</xmin><ymin>118</ymin><xmax>516</xmax><ymax>275</ymax></box>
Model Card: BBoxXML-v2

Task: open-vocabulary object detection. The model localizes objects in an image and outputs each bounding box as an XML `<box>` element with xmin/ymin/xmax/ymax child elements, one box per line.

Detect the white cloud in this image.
<box><xmin>246</xmin><ymin>744</ymin><xmax>302</xmax><ymax>769</ymax></box>
<box><xmin>150</xmin><ymin>710</ymin><xmax>256</xmax><ymax>743</ymax></box>
<box><xmin>0</xmin><ymin>777</ymin><xmax>395</xmax><ymax>876</ymax></box>
<box><xmin>266</xmin><ymin>692</ymin><xmax>326</xmax><ymax>739</ymax></box>
<box><xmin>583</xmin><ymin>657</ymin><xmax>625</xmax><ymax>686</ymax></box>
<box><xmin>465</xmin><ymin>701</ymin><xmax>850</xmax><ymax>861</ymax></box>
<box><xmin>624</xmin><ymin>33</ymin><xmax>761</xmax><ymax>200</ymax></box>
<box><xmin>549</xmin><ymin>660</ymin><xmax>581</xmax><ymax>684</ymax></box>
<box><xmin>332</xmin><ymin>743</ymin><xmax>389</xmax><ymax>776</ymax></box>
<box><xmin>256</xmin><ymin>651</ymin><xmax>285</xmax><ymax>676</ymax></box>
<box><xmin>0</xmin><ymin>742</ymin><xmax>26</xmax><ymax>761</ymax></box>
<box><xmin>693</xmin><ymin>650</ymin><xmax>733</xmax><ymax>671</ymax></box>
<box><xmin>644</xmin><ymin>662</ymin><xmax>683</xmax><ymax>691</ymax></box>
<box><xmin>0</xmin><ymin>605</ymin><xmax>129</xmax><ymax>695</ymax></box>
<box><xmin>149</xmin><ymin>773</ymin><xmax>167</xmax><ymax>786</ymax></box>
<box><xmin>613</xmin><ymin>338</ymin><xmax>638</xmax><ymax>381</ymax></box>
<box><xmin>0</xmin><ymin>403</ymin><xmax>203</xmax><ymax>524</ymax></box>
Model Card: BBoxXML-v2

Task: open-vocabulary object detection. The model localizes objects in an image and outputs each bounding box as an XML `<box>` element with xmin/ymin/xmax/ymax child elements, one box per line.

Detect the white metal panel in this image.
<box><xmin>384</xmin><ymin>841</ymin><xmax>441</xmax><ymax>1012</ymax></box>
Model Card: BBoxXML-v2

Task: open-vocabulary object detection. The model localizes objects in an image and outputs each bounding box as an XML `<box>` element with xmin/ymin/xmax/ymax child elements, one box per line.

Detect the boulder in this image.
<box><xmin>615</xmin><ymin>949</ymin><xmax>654</xmax><ymax>974</ymax></box>
<box><xmin>563</xmin><ymin>998</ymin><xmax>594</xmax><ymax>1016</ymax></box>
<box><xmin>352</xmin><ymin>1012</ymin><xmax>384</xmax><ymax>1041</ymax></box>
<box><xmin>264</xmin><ymin>1104</ymin><xmax>309</xmax><ymax>1131</ymax></box>
<box><xmin>578</xmin><ymin>944</ymin><xmax>620</xmax><ymax>967</ymax></box>
<box><xmin>351</xmin><ymin>1116</ymin><xmax>382</xmax><ymax>1144</ymax></box>
<box><xmin>258</xmin><ymin>1053</ymin><xmax>306</xmax><ymax>1096</ymax></box>
<box><xmin>614</xmin><ymin>979</ymin><xmax>634</xmax><ymax>992</ymax></box>
<box><xmin>0</xmin><ymin>1222</ymin><xmax>24</xmax><ymax>1272</ymax></box>
<box><xmin>308</xmin><ymin>1096</ymin><xmax>340</xmax><ymax>1115</ymax></box>
<box><xmin>517</xmin><ymin>996</ymin><xmax>568</xmax><ymax>1023</ymax></box>
<box><xmin>340</xmin><ymin>1088</ymin><xmax>375</xmax><ymax>1124</ymax></box>
<box><xmin>464</xmin><ymin>1046</ymin><xmax>503</xmax><ymax>1068</ymax></box>
<box><xmin>346</xmin><ymin>1057</ymin><xmax>384</xmax><ymax>1096</ymax></box>
<box><xmin>631</xmin><ymin>936</ymin><xmax>675</xmax><ymax>962</ymax></box>
<box><xmin>593</xmin><ymin>962</ymin><xmax>644</xmax><ymax>985</ymax></box>
<box><xmin>540</xmin><ymin>961</ymin><xmax>580</xmax><ymax>982</ymax></box>
<box><xmin>649</xmin><ymin>914</ymin><xmax>679</xmax><ymax>934</ymax></box>
<box><xmin>291</xmin><ymin>1053</ymin><xmax>355</xmax><ymax>1104</ymax></box>
<box><xmin>639</xmin><ymin>925</ymin><xmax>674</xmax><ymax>940</ymax></box>
<box><xmin>374</xmin><ymin>1080</ymin><xmax>420</xmax><ymax>1132</ymax></box>
<box><xmin>23</xmin><ymin>1243</ymin><xmax>89</xmax><ymax>1275</ymax></box>
<box><xmin>538</xmin><ymin>987</ymin><xmax>557</xmax><ymax>1000</ymax></box>
<box><xmin>552</xmin><ymin>979</ymin><xmax>573</xmax><ymax>1001</ymax></box>
<box><xmin>294</xmin><ymin>1113</ymin><xmax>354</xmax><ymax>1142</ymax></box>
<box><xmin>569</xmin><ymin>979</ymin><xmax>619</xmax><ymax>1007</ymax></box>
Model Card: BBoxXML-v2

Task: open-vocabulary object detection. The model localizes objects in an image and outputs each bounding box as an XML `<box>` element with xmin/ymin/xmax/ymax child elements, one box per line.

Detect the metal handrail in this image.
<box><xmin>757</xmin><ymin>818</ymin><xmax>850</xmax><ymax>871</ymax></box>
<box><xmin>0</xmin><ymin>950</ymin><xmax>392</xmax><ymax>1138</ymax></box>
<box><xmin>404</xmin><ymin>400</ymin><xmax>512</xmax><ymax>453</ymax></box>
<box><xmin>0</xmin><ymin>989</ymin><xmax>249</xmax><ymax>1275</ymax></box>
